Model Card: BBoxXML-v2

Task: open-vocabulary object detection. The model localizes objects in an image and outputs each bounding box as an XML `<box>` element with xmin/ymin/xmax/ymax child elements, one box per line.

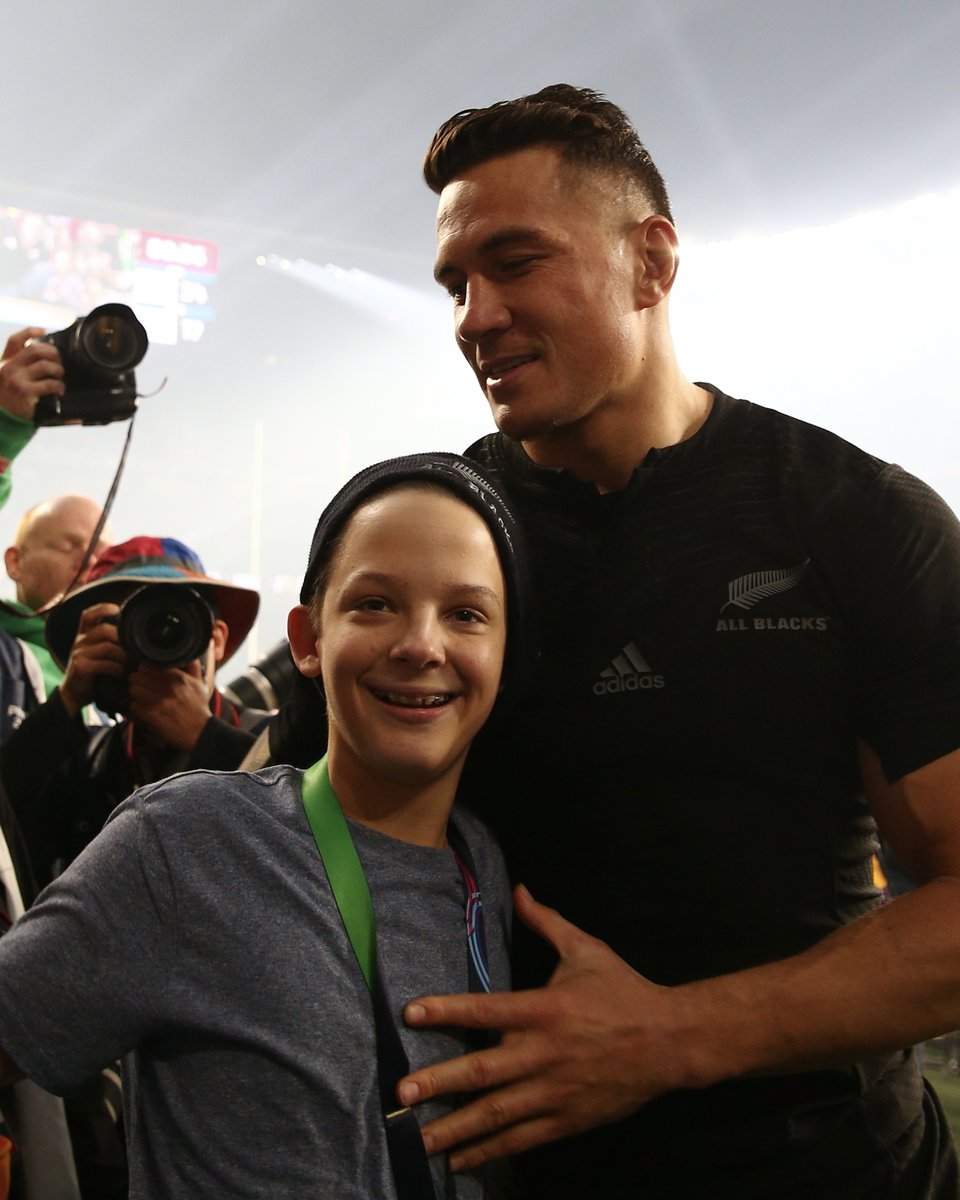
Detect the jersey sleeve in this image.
<box><xmin>0</xmin><ymin>798</ymin><xmax>176</xmax><ymax>1094</ymax></box>
<box><xmin>845</xmin><ymin>464</ymin><xmax>960</xmax><ymax>781</ymax></box>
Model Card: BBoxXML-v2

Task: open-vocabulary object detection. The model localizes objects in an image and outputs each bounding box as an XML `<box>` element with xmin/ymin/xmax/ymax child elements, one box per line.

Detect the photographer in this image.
<box><xmin>0</xmin><ymin>537</ymin><xmax>263</xmax><ymax>888</ymax></box>
<box><xmin>0</xmin><ymin>327</ymin><xmax>104</xmax><ymax>1200</ymax></box>
<box><xmin>1</xmin><ymin>495</ymin><xmax>112</xmax><ymax>744</ymax></box>
<box><xmin>0</xmin><ymin>326</ymin><xmax>114</xmax><ymax>743</ymax></box>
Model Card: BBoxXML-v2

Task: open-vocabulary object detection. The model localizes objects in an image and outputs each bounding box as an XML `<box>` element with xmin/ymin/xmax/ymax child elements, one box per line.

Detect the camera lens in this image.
<box><xmin>76</xmin><ymin>303</ymin><xmax>148</xmax><ymax>372</ymax></box>
<box><xmin>118</xmin><ymin>584</ymin><xmax>214</xmax><ymax>666</ymax></box>
<box><xmin>223</xmin><ymin>639</ymin><xmax>296</xmax><ymax>711</ymax></box>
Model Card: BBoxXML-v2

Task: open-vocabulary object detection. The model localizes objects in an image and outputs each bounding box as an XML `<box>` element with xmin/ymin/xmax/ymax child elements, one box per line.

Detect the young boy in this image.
<box><xmin>0</xmin><ymin>453</ymin><xmax>530</xmax><ymax>1199</ymax></box>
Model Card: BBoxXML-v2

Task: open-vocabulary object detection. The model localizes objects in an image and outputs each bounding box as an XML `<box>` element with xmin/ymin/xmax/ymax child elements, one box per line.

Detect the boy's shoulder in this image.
<box><xmin>114</xmin><ymin>763</ymin><xmax>304</xmax><ymax>834</ymax></box>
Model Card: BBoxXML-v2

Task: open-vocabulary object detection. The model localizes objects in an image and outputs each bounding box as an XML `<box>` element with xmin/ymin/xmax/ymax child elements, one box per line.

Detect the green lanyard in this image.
<box><xmin>300</xmin><ymin>756</ymin><xmax>442</xmax><ymax>1200</ymax></box>
<box><xmin>300</xmin><ymin>755</ymin><xmax>377</xmax><ymax>992</ymax></box>
<box><xmin>302</xmin><ymin>757</ymin><xmax>490</xmax><ymax>1199</ymax></box>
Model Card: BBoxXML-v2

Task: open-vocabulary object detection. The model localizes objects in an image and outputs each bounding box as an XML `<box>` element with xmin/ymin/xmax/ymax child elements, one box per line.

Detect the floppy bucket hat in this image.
<box><xmin>45</xmin><ymin>536</ymin><xmax>259</xmax><ymax>669</ymax></box>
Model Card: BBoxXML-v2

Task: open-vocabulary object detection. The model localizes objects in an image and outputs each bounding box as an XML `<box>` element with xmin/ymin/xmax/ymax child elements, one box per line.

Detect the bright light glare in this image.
<box><xmin>259</xmin><ymin>254</ymin><xmax>444</xmax><ymax>325</ymax></box>
<box><xmin>672</xmin><ymin>189</ymin><xmax>960</xmax><ymax>507</ymax></box>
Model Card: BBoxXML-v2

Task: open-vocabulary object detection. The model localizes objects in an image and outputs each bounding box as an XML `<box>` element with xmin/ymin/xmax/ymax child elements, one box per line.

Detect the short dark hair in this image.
<box><xmin>423</xmin><ymin>83</ymin><xmax>673</xmax><ymax>225</ymax></box>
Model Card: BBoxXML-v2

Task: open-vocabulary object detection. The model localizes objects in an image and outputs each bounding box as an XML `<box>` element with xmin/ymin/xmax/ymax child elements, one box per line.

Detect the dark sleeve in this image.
<box><xmin>187</xmin><ymin>716</ymin><xmax>256</xmax><ymax>771</ymax></box>
<box><xmin>0</xmin><ymin>689</ymin><xmax>87</xmax><ymax>817</ymax></box>
<box><xmin>844</xmin><ymin>466</ymin><xmax>960</xmax><ymax>781</ymax></box>
<box><xmin>0</xmin><ymin>780</ymin><xmax>38</xmax><ymax>908</ymax></box>
<box><xmin>265</xmin><ymin>669</ymin><xmax>328</xmax><ymax>768</ymax></box>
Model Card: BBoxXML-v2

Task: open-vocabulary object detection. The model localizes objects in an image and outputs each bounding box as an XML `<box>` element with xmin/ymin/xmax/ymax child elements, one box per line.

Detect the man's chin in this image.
<box><xmin>492</xmin><ymin>410</ymin><xmax>569</xmax><ymax>456</ymax></box>
<box><xmin>489</xmin><ymin>400</ymin><xmax>551</xmax><ymax>444</ymax></box>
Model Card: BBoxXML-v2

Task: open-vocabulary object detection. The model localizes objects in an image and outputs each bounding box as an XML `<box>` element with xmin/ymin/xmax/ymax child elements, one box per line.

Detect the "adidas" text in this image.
<box><xmin>593</xmin><ymin>674</ymin><xmax>665</xmax><ymax>695</ymax></box>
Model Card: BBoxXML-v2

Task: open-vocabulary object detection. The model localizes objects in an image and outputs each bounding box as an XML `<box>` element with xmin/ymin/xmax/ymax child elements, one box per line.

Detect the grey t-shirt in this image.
<box><xmin>0</xmin><ymin>765</ymin><xmax>512</xmax><ymax>1198</ymax></box>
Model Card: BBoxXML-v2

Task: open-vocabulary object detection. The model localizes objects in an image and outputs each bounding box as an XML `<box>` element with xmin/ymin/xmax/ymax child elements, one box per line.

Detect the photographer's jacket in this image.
<box><xmin>0</xmin><ymin>686</ymin><xmax>269</xmax><ymax>886</ymax></box>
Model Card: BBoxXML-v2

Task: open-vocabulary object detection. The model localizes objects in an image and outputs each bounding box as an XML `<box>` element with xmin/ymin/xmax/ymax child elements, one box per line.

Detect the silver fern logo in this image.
<box><xmin>721</xmin><ymin>561</ymin><xmax>810</xmax><ymax>613</ymax></box>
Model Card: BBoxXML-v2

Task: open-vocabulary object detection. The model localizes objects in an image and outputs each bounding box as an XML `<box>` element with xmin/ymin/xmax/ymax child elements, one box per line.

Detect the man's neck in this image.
<box><xmin>523</xmin><ymin>377</ymin><xmax>714</xmax><ymax>494</ymax></box>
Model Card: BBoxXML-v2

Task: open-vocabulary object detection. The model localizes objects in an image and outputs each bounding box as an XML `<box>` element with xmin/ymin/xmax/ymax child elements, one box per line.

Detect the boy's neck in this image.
<box><xmin>325</xmin><ymin>753</ymin><xmax>461</xmax><ymax>849</ymax></box>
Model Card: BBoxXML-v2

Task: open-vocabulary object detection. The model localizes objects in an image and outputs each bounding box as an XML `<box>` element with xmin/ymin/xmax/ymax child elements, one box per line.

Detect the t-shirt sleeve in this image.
<box><xmin>0</xmin><ymin>799</ymin><xmax>175</xmax><ymax>1094</ymax></box>
<box><xmin>0</xmin><ymin>408</ymin><xmax>36</xmax><ymax>513</ymax></box>
<box><xmin>845</xmin><ymin>465</ymin><xmax>960</xmax><ymax>781</ymax></box>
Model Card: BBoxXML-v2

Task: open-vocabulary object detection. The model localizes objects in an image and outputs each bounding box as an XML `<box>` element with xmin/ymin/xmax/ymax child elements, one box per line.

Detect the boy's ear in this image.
<box><xmin>287</xmin><ymin>604</ymin><xmax>322</xmax><ymax>678</ymax></box>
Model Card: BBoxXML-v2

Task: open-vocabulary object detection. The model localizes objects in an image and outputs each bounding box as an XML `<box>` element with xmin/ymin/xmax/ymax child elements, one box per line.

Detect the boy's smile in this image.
<box><xmin>289</xmin><ymin>483</ymin><xmax>507</xmax><ymax>840</ymax></box>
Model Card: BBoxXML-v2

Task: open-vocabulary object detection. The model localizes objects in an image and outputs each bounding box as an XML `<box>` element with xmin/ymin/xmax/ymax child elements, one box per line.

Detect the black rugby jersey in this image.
<box><xmin>460</xmin><ymin>385</ymin><xmax>960</xmax><ymax>1198</ymax></box>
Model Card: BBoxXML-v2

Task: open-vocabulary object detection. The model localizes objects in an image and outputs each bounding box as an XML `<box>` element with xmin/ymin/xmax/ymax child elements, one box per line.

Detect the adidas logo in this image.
<box><xmin>592</xmin><ymin>643</ymin><xmax>665</xmax><ymax>695</ymax></box>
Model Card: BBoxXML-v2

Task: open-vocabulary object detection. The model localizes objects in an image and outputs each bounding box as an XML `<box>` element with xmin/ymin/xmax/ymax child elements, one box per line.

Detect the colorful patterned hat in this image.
<box><xmin>45</xmin><ymin>536</ymin><xmax>259</xmax><ymax>668</ymax></box>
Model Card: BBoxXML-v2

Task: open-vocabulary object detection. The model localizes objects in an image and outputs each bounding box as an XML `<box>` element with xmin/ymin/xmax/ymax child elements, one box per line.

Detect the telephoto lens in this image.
<box><xmin>223</xmin><ymin>639</ymin><xmax>297</xmax><ymax>712</ymax></box>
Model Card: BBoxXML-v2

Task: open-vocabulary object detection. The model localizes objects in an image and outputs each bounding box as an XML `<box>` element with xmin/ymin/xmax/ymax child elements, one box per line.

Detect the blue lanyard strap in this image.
<box><xmin>450</xmin><ymin>846</ymin><xmax>491</xmax><ymax>995</ymax></box>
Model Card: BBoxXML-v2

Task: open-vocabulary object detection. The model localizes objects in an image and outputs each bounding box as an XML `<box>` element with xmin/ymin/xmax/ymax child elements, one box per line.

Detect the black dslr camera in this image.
<box><xmin>34</xmin><ymin>302</ymin><xmax>148</xmax><ymax>426</ymax></box>
<box><xmin>95</xmin><ymin>584</ymin><xmax>215</xmax><ymax>714</ymax></box>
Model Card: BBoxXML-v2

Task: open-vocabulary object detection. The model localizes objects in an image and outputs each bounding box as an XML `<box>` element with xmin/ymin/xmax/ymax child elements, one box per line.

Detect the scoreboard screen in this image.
<box><xmin>0</xmin><ymin>206</ymin><xmax>218</xmax><ymax>346</ymax></box>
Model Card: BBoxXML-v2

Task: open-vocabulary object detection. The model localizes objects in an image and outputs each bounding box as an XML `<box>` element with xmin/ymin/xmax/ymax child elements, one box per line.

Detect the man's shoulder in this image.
<box><xmin>465</xmin><ymin>390</ymin><xmax>891</xmax><ymax>481</ymax></box>
<box><xmin>699</xmin><ymin>386</ymin><xmax>888</xmax><ymax>475</ymax></box>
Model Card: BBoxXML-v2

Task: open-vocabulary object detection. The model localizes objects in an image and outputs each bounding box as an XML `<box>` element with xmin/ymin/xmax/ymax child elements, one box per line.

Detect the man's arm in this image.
<box><xmin>0</xmin><ymin>327</ymin><xmax>64</xmax><ymax>510</ymax></box>
<box><xmin>399</xmin><ymin>746</ymin><xmax>960</xmax><ymax>1170</ymax></box>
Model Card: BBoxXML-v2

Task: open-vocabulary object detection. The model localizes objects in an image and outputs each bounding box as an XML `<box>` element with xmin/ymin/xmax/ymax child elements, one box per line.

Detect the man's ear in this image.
<box><xmin>630</xmin><ymin>214</ymin><xmax>680</xmax><ymax>309</ymax></box>
<box><xmin>287</xmin><ymin>604</ymin><xmax>322</xmax><ymax>678</ymax></box>
<box><xmin>4</xmin><ymin>545</ymin><xmax>21</xmax><ymax>584</ymax></box>
<box><xmin>211</xmin><ymin>618</ymin><xmax>229</xmax><ymax>665</ymax></box>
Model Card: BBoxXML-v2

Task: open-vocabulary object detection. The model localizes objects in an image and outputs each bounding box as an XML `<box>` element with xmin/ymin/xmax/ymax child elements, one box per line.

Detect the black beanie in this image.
<box><xmin>300</xmin><ymin>452</ymin><xmax>531</xmax><ymax>693</ymax></box>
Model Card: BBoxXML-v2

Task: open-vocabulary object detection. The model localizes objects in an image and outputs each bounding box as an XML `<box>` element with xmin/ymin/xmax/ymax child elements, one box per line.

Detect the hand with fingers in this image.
<box><xmin>59</xmin><ymin>603</ymin><xmax>127</xmax><ymax>717</ymax></box>
<box><xmin>127</xmin><ymin>660</ymin><xmax>213</xmax><ymax>751</ymax></box>
<box><xmin>399</xmin><ymin>883</ymin><xmax>688</xmax><ymax>1172</ymax></box>
<box><xmin>0</xmin><ymin>327</ymin><xmax>65</xmax><ymax>421</ymax></box>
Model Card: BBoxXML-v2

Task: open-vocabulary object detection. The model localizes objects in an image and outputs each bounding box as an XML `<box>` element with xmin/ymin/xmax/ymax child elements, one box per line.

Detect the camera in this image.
<box><xmin>34</xmin><ymin>302</ymin><xmax>148</xmax><ymax>426</ymax></box>
<box><xmin>117</xmin><ymin>584</ymin><xmax>215</xmax><ymax>667</ymax></box>
<box><xmin>94</xmin><ymin>584</ymin><xmax>215</xmax><ymax>714</ymax></box>
<box><xmin>223</xmin><ymin>639</ymin><xmax>297</xmax><ymax>713</ymax></box>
